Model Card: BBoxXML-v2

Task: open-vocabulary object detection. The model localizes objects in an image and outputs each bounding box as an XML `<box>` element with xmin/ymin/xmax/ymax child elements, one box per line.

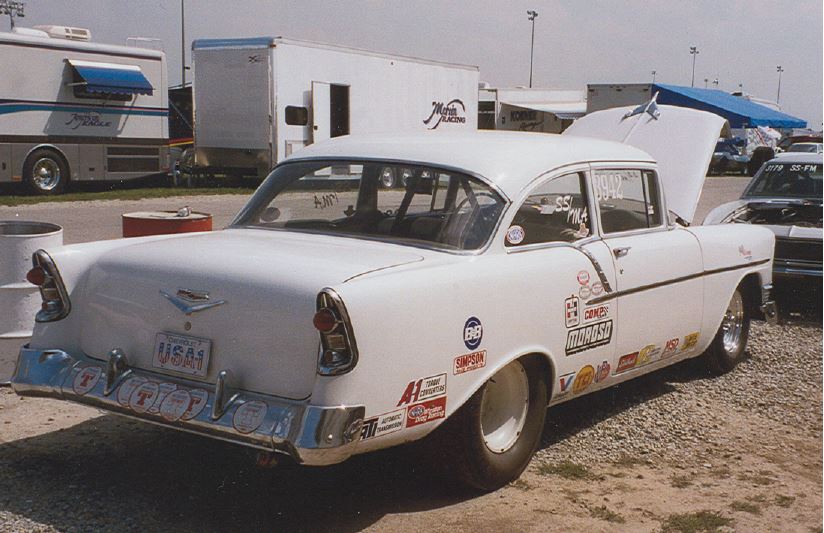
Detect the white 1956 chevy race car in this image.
<box><xmin>13</xmin><ymin>102</ymin><xmax>777</xmax><ymax>490</ymax></box>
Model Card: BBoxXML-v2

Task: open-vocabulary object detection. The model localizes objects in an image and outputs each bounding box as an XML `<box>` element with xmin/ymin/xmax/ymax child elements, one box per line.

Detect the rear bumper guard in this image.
<box><xmin>11</xmin><ymin>346</ymin><xmax>364</xmax><ymax>466</ymax></box>
<box><xmin>759</xmin><ymin>283</ymin><xmax>778</xmax><ymax>325</ymax></box>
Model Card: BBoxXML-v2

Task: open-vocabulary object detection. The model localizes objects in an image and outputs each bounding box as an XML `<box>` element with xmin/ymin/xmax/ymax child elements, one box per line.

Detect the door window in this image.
<box><xmin>506</xmin><ymin>172</ymin><xmax>591</xmax><ymax>246</ymax></box>
<box><xmin>595</xmin><ymin>169</ymin><xmax>662</xmax><ymax>234</ymax></box>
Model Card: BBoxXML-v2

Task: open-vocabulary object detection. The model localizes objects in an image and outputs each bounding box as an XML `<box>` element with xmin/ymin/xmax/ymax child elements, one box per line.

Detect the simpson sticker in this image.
<box><xmin>181</xmin><ymin>389</ymin><xmax>208</xmax><ymax>421</ymax></box>
<box><xmin>558</xmin><ymin>372</ymin><xmax>576</xmax><ymax>394</ymax></box>
<box><xmin>579</xmin><ymin>285</ymin><xmax>592</xmax><ymax>300</ymax></box>
<box><xmin>160</xmin><ymin>389</ymin><xmax>191</xmax><ymax>421</ymax></box>
<box><xmin>662</xmin><ymin>338</ymin><xmax>680</xmax><ymax>358</ymax></box>
<box><xmin>117</xmin><ymin>376</ymin><xmax>147</xmax><ymax>406</ymax></box>
<box><xmin>397</xmin><ymin>373</ymin><xmax>447</xmax><ymax>406</ymax></box>
<box><xmin>577</xmin><ymin>270</ymin><xmax>590</xmax><ymax>285</ymax></box>
<box><xmin>565</xmin><ymin>320</ymin><xmax>613</xmax><ymax>356</ymax></box>
<box><xmin>453</xmin><ymin>350</ymin><xmax>487</xmax><ymax>375</ymax></box>
<box><xmin>594</xmin><ymin>360</ymin><xmax>611</xmax><ymax>383</ymax></box>
<box><xmin>72</xmin><ymin>366</ymin><xmax>101</xmax><ymax>396</ymax></box>
<box><xmin>582</xmin><ymin>303</ymin><xmax>610</xmax><ymax>324</ymax></box>
<box><xmin>682</xmin><ymin>332</ymin><xmax>700</xmax><ymax>351</ymax></box>
<box><xmin>406</xmin><ymin>396</ymin><xmax>447</xmax><ymax>427</ymax></box>
<box><xmin>565</xmin><ymin>295</ymin><xmax>580</xmax><ymax>328</ymax></box>
<box><xmin>506</xmin><ymin>225</ymin><xmax>525</xmax><ymax>245</ymax></box>
<box><xmin>129</xmin><ymin>381</ymin><xmax>160</xmax><ymax>413</ymax></box>
<box><xmin>361</xmin><ymin>408</ymin><xmax>406</xmax><ymax>440</ymax></box>
<box><xmin>572</xmin><ymin>365</ymin><xmax>595</xmax><ymax>394</ymax></box>
<box><xmin>463</xmin><ymin>316</ymin><xmax>483</xmax><ymax>350</ymax></box>
<box><xmin>616</xmin><ymin>352</ymin><xmax>638</xmax><ymax>374</ymax></box>
<box><xmin>233</xmin><ymin>400</ymin><xmax>268</xmax><ymax>434</ymax></box>
<box><xmin>637</xmin><ymin>344</ymin><xmax>660</xmax><ymax>365</ymax></box>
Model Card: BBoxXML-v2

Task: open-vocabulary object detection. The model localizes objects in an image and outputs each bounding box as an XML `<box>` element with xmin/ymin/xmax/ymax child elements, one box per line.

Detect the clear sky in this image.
<box><xmin>11</xmin><ymin>0</ymin><xmax>823</xmax><ymax>128</ymax></box>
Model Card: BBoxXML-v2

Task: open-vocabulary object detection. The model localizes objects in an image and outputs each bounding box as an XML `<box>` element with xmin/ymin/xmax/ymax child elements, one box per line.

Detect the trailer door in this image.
<box><xmin>312</xmin><ymin>81</ymin><xmax>331</xmax><ymax>144</ymax></box>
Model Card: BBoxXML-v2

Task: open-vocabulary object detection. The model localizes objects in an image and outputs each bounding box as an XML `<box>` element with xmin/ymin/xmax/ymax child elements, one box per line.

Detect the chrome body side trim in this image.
<box><xmin>11</xmin><ymin>346</ymin><xmax>364</xmax><ymax>466</ymax></box>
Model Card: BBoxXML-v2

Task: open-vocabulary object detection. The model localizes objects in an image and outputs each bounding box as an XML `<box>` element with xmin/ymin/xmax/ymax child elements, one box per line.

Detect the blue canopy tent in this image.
<box><xmin>652</xmin><ymin>83</ymin><xmax>806</xmax><ymax>129</ymax></box>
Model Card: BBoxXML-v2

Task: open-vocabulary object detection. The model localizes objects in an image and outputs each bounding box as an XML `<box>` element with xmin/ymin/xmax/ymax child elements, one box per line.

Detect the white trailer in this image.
<box><xmin>191</xmin><ymin>37</ymin><xmax>479</xmax><ymax>179</ymax></box>
<box><xmin>0</xmin><ymin>26</ymin><xmax>168</xmax><ymax>194</ymax></box>
<box><xmin>478</xmin><ymin>87</ymin><xmax>586</xmax><ymax>133</ymax></box>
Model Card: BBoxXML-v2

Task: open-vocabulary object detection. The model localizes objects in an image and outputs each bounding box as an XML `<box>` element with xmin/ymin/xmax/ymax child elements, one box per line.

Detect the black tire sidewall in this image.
<box><xmin>23</xmin><ymin>148</ymin><xmax>68</xmax><ymax>195</ymax></box>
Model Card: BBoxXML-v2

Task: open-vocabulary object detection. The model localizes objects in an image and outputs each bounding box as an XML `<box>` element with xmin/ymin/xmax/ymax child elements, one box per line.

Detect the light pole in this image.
<box><xmin>704</xmin><ymin>78</ymin><xmax>708</xmax><ymax>88</ymax></box>
<box><xmin>689</xmin><ymin>46</ymin><xmax>699</xmax><ymax>87</ymax></box>
<box><xmin>776</xmin><ymin>65</ymin><xmax>784</xmax><ymax>103</ymax></box>
<box><xmin>527</xmin><ymin>10</ymin><xmax>538</xmax><ymax>88</ymax></box>
<box><xmin>181</xmin><ymin>0</ymin><xmax>186</xmax><ymax>87</ymax></box>
<box><xmin>651</xmin><ymin>70</ymin><xmax>656</xmax><ymax>83</ymax></box>
<box><xmin>0</xmin><ymin>1</ymin><xmax>25</xmax><ymax>30</ymax></box>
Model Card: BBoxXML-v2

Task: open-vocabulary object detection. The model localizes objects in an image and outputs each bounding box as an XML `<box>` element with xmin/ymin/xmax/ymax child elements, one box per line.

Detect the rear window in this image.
<box><xmin>233</xmin><ymin>160</ymin><xmax>506</xmax><ymax>251</ymax></box>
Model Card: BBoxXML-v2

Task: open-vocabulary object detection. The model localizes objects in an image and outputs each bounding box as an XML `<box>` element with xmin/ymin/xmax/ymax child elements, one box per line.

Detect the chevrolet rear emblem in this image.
<box><xmin>160</xmin><ymin>289</ymin><xmax>226</xmax><ymax>315</ymax></box>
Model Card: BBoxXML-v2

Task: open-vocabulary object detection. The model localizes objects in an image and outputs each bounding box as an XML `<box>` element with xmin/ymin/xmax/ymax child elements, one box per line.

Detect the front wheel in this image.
<box><xmin>703</xmin><ymin>285</ymin><xmax>750</xmax><ymax>374</ymax></box>
<box><xmin>438</xmin><ymin>356</ymin><xmax>548</xmax><ymax>491</ymax></box>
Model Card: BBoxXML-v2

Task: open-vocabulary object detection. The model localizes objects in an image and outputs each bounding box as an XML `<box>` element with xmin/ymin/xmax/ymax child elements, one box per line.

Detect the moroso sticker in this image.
<box><xmin>117</xmin><ymin>376</ymin><xmax>147</xmax><ymax>406</ymax></box>
<box><xmin>72</xmin><ymin>366</ymin><xmax>101</xmax><ymax>396</ymax></box>
<box><xmin>506</xmin><ymin>225</ymin><xmax>525</xmax><ymax>245</ymax></box>
<box><xmin>662</xmin><ymin>338</ymin><xmax>680</xmax><ymax>358</ymax></box>
<box><xmin>572</xmin><ymin>365</ymin><xmax>595</xmax><ymax>394</ymax></box>
<box><xmin>129</xmin><ymin>381</ymin><xmax>160</xmax><ymax>413</ymax></box>
<box><xmin>565</xmin><ymin>295</ymin><xmax>580</xmax><ymax>327</ymax></box>
<box><xmin>160</xmin><ymin>389</ymin><xmax>191</xmax><ymax>421</ymax></box>
<box><xmin>233</xmin><ymin>400</ymin><xmax>268</xmax><ymax>434</ymax></box>
<box><xmin>406</xmin><ymin>396</ymin><xmax>447</xmax><ymax>427</ymax></box>
<box><xmin>616</xmin><ymin>352</ymin><xmax>638</xmax><ymax>374</ymax></box>
<box><xmin>558</xmin><ymin>372</ymin><xmax>576</xmax><ymax>394</ymax></box>
<box><xmin>148</xmin><ymin>382</ymin><xmax>177</xmax><ymax>414</ymax></box>
<box><xmin>463</xmin><ymin>316</ymin><xmax>483</xmax><ymax>350</ymax></box>
<box><xmin>577</xmin><ymin>270</ymin><xmax>590</xmax><ymax>285</ymax></box>
<box><xmin>682</xmin><ymin>332</ymin><xmax>700</xmax><ymax>351</ymax></box>
<box><xmin>397</xmin><ymin>373</ymin><xmax>447</xmax><ymax>406</ymax></box>
<box><xmin>582</xmin><ymin>303</ymin><xmax>611</xmax><ymax>324</ymax></box>
<box><xmin>361</xmin><ymin>408</ymin><xmax>406</xmax><ymax>440</ymax></box>
<box><xmin>594</xmin><ymin>360</ymin><xmax>611</xmax><ymax>383</ymax></box>
<box><xmin>637</xmin><ymin>344</ymin><xmax>660</xmax><ymax>366</ymax></box>
<box><xmin>453</xmin><ymin>350</ymin><xmax>487</xmax><ymax>375</ymax></box>
<box><xmin>565</xmin><ymin>320</ymin><xmax>613</xmax><ymax>356</ymax></box>
<box><xmin>181</xmin><ymin>389</ymin><xmax>208</xmax><ymax>421</ymax></box>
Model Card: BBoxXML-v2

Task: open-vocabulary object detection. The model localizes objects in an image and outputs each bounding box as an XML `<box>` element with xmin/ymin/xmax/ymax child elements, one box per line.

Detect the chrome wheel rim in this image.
<box><xmin>721</xmin><ymin>290</ymin><xmax>744</xmax><ymax>354</ymax></box>
<box><xmin>480</xmin><ymin>360</ymin><xmax>529</xmax><ymax>454</ymax></box>
<box><xmin>32</xmin><ymin>158</ymin><xmax>61</xmax><ymax>191</ymax></box>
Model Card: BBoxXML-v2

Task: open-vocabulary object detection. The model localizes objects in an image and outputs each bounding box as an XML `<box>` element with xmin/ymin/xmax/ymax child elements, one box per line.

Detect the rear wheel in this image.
<box><xmin>703</xmin><ymin>285</ymin><xmax>750</xmax><ymax>374</ymax></box>
<box><xmin>439</xmin><ymin>356</ymin><xmax>548</xmax><ymax>491</ymax></box>
<box><xmin>23</xmin><ymin>148</ymin><xmax>68</xmax><ymax>195</ymax></box>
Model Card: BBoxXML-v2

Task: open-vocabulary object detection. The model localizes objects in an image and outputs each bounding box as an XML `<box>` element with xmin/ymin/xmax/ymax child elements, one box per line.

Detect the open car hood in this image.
<box><xmin>564</xmin><ymin>102</ymin><xmax>728</xmax><ymax>224</ymax></box>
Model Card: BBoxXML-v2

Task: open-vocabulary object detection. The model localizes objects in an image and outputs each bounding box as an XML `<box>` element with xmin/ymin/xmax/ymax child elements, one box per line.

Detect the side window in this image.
<box><xmin>285</xmin><ymin>106</ymin><xmax>309</xmax><ymax>126</ymax></box>
<box><xmin>595</xmin><ymin>169</ymin><xmax>662</xmax><ymax>234</ymax></box>
<box><xmin>506</xmin><ymin>172</ymin><xmax>590</xmax><ymax>247</ymax></box>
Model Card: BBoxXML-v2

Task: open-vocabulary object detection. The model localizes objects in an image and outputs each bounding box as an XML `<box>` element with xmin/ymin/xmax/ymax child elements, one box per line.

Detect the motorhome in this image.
<box><xmin>0</xmin><ymin>26</ymin><xmax>168</xmax><ymax>194</ymax></box>
<box><xmin>191</xmin><ymin>37</ymin><xmax>479</xmax><ymax>181</ymax></box>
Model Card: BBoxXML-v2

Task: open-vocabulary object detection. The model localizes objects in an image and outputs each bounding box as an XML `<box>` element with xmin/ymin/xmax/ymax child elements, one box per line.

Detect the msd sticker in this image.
<box><xmin>565</xmin><ymin>320</ymin><xmax>613</xmax><ymax>356</ymax></box>
<box><xmin>72</xmin><ymin>366</ymin><xmax>101</xmax><ymax>396</ymax></box>
<box><xmin>662</xmin><ymin>337</ymin><xmax>680</xmax><ymax>358</ymax></box>
<box><xmin>565</xmin><ymin>295</ymin><xmax>580</xmax><ymax>328</ymax></box>
<box><xmin>406</xmin><ymin>397</ymin><xmax>447</xmax><ymax>427</ymax></box>
<box><xmin>463</xmin><ymin>316</ymin><xmax>483</xmax><ymax>350</ymax></box>
<box><xmin>453</xmin><ymin>350</ymin><xmax>486</xmax><ymax>375</ymax></box>
<box><xmin>397</xmin><ymin>373</ymin><xmax>447</xmax><ymax>406</ymax></box>
<box><xmin>361</xmin><ymin>408</ymin><xmax>406</xmax><ymax>440</ymax></box>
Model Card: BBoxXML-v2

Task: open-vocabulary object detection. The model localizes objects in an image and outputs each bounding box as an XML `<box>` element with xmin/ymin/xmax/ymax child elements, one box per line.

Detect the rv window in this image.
<box><xmin>285</xmin><ymin>106</ymin><xmax>309</xmax><ymax>126</ymax></box>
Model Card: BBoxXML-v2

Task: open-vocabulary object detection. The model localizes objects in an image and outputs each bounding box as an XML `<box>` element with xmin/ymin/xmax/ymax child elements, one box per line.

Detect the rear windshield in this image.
<box><xmin>232</xmin><ymin>160</ymin><xmax>506</xmax><ymax>251</ymax></box>
<box><xmin>745</xmin><ymin>162</ymin><xmax>822</xmax><ymax>198</ymax></box>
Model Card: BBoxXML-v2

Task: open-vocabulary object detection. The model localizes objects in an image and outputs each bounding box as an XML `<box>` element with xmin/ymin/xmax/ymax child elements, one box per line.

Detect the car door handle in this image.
<box><xmin>613</xmin><ymin>246</ymin><xmax>631</xmax><ymax>258</ymax></box>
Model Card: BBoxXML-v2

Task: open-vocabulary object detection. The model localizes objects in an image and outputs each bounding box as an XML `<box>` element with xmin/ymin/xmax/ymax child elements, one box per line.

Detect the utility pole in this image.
<box><xmin>527</xmin><ymin>10</ymin><xmax>538</xmax><ymax>88</ymax></box>
<box><xmin>776</xmin><ymin>65</ymin><xmax>784</xmax><ymax>103</ymax></box>
<box><xmin>0</xmin><ymin>1</ymin><xmax>25</xmax><ymax>30</ymax></box>
<box><xmin>181</xmin><ymin>0</ymin><xmax>186</xmax><ymax>86</ymax></box>
<box><xmin>689</xmin><ymin>46</ymin><xmax>699</xmax><ymax>87</ymax></box>
<box><xmin>651</xmin><ymin>70</ymin><xmax>656</xmax><ymax>84</ymax></box>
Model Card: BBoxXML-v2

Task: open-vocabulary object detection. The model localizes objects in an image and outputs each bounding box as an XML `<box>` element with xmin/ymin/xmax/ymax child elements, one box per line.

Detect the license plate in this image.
<box><xmin>153</xmin><ymin>332</ymin><xmax>211</xmax><ymax>378</ymax></box>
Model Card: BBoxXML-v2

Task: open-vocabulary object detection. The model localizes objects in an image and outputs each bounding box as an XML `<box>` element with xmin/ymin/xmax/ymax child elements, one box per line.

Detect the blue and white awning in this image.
<box><xmin>67</xmin><ymin>59</ymin><xmax>154</xmax><ymax>96</ymax></box>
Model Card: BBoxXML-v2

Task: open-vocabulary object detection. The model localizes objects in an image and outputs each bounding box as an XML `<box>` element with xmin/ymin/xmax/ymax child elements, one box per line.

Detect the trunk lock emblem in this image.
<box><xmin>161</xmin><ymin>289</ymin><xmax>226</xmax><ymax>315</ymax></box>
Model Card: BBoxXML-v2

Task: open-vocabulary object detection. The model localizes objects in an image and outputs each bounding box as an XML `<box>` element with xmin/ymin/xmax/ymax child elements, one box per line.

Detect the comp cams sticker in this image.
<box><xmin>565</xmin><ymin>320</ymin><xmax>613</xmax><ymax>355</ymax></box>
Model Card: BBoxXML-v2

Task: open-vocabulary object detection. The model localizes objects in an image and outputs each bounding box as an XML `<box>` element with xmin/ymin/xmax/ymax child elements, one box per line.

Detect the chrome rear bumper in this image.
<box><xmin>11</xmin><ymin>346</ymin><xmax>364</xmax><ymax>466</ymax></box>
<box><xmin>759</xmin><ymin>283</ymin><xmax>778</xmax><ymax>325</ymax></box>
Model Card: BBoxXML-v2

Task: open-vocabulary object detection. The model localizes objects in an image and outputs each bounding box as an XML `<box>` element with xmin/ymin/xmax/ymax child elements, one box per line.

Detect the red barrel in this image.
<box><xmin>122</xmin><ymin>210</ymin><xmax>212</xmax><ymax>238</ymax></box>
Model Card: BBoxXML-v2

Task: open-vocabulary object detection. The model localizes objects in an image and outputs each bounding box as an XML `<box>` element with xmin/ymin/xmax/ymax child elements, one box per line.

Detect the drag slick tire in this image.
<box><xmin>703</xmin><ymin>284</ymin><xmax>750</xmax><ymax>374</ymax></box>
<box><xmin>438</xmin><ymin>355</ymin><xmax>548</xmax><ymax>491</ymax></box>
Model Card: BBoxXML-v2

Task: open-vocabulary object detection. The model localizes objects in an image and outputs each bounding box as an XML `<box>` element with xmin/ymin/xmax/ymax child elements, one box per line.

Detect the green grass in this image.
<box><xmin>660</xmin><ymin>510</ymin><xmax>733</xmax><ymax>533</ymax></box>
<box><xmin>535</xmin><ymin>460</ymin><xmax>594</xmax><ymax>480</ymax></box>
<box><xmin>730</xmin><ymin>500</ymin><xmax>761</xmax><ymax>515</ymax></box>
<box><xmin>589</xmin><ymin>505</ymin><xmax>625</xmax><ymax>524</ymax></box>
<box><xmin>0</xmin><ymin>187</ymin><xmax>252</xmax><ymax>207</ymax></box>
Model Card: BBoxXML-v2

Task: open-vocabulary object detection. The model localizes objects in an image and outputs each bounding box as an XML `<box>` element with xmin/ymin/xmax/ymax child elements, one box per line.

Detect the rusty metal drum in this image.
<box><xmin>122</xmin><ymin>209</ymin><xmax>213</xmax><ymax>238</ymax></box>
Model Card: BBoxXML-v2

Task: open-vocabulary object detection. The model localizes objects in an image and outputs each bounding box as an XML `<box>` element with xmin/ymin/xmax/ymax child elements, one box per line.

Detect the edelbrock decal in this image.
<box><xmin>565</xmin><ymin>320</ymin><xmax>613</xmax><ymax>356</ymax></box>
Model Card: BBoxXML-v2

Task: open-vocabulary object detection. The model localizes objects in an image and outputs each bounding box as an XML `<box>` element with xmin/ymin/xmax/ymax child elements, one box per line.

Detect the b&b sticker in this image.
<box><xmin>361</xmin><ymin>408</ymin><xmax>405</xmax><ymax>440</ymax></box>
<box><xmin>463</xmin><ymin>316</ymin><xmax>483</xmax><ymax>350</ymax></box>
<box><xmin>406</xmin><ymin>396</ymin><xmax>447</xmax><ymax>427</ymax></box>
<box><xmin>397</xmin><ymin>373</ymin><xmax>447</xmax><ymax>406</ymax></box>
<box><xmin>453</xmin><ymin>350</ymin><xmax>486</xmax><ymax>375</ymax></box>
<box><xmin>565</xmin><ymin>319</ymin><xmax>613</xmax><ymax>355</ymax></box>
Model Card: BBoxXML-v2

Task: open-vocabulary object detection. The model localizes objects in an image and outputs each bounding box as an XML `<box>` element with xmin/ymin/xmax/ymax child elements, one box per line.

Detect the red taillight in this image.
<box><xmin>313</xmin><ymin>308</ymin><xmax>338</xmax><ymax>334</ymax></box>
<box><xmin>26</xmin><ymin>266</ymin><xmax>46</xmax><ymax>286</ymax></box>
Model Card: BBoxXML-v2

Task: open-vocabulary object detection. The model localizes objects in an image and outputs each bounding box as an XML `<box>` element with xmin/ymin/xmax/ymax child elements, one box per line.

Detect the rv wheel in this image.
<box><xmin>23</xmin><ymin>148</ymin><xmax>68</xmax><ymax>195</ymax></box>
